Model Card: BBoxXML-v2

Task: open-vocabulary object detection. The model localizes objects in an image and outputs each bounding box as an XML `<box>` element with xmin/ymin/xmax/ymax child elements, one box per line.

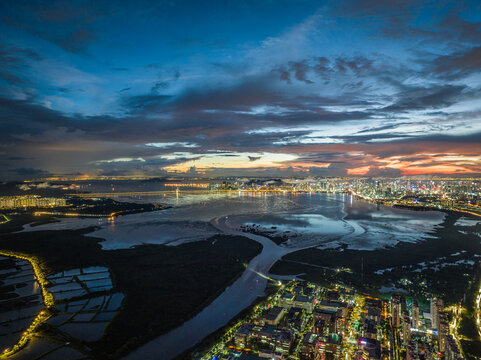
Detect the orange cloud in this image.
<box><xmin>288</xmin><ymin>162</ymin><xmax>331</xmax><ymax>168</ymax></box>
<box><xmin>348</xmin><ymin>166</ymin><xmax>371</xmax><ymax>175</ymax></box>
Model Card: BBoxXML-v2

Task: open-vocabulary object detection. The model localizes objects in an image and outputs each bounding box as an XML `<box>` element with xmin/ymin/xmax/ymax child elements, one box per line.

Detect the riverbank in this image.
<box><xmin>0</xmin><ymin>251</ymin><xmax>54</xmax><ymax>357</ymax></box>
<box><xmin>453</xmin><ymin>267</ymin><xmax>481</xmax><ymax>359</ymax></box>
<box><xmin>0</xmin><ymin>220</ymin><xmax>262</xmax><ymax>359</ymax></box>
<box><xmin>350</xmin><ymin>190</ymin><xmax>481</xmax><ymax>219</ymax></box>
<box><xmin>175</xmin><ymin>282</ymin><xmax>280</xmax><ymax>360</ymax></box>
<box><xmin>271</xmin><ymin>209</ymin><xmax>481</xmax><ymax>304</ymax></box>
<box><xmin>3</xmin><ymin>191</ymin><xmax>477</xmax><ymax>358</ymax></box>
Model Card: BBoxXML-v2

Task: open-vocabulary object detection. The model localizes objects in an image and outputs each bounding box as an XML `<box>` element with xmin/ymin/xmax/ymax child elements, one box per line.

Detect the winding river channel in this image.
<box><xmin>21</xmin><ymin>192</ymin><xmax>445</xmax><ymax>359</ymax></box>
<box><xmin>123</xmin><ymin>194</ymin><xmax>444</xmax><ymax>359</ymax></box>
<box><xmin>125</xmin><ymin>216</ymin><xmax>292</xmax><ymax>359</ymax></box>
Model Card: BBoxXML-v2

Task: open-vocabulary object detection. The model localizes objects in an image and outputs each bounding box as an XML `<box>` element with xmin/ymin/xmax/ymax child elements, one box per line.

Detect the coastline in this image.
<box><xmin>2</xmin><ymin>191</ymin><xmax>480</xmax><ymax>359</ymax></box>
<box><xmin>0</xmin><ymin>251</ymin><xmax>54</xmax><ymax>357</ymax></box>
<box><xmin>349</xmin><ymin>190</ymin><xmax>481</xmax><ymax>219</ymax></box>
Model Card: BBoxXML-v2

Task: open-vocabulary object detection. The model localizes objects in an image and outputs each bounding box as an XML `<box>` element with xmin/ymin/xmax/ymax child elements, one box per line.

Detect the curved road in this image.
<box><xmin>125</xmin><ymin>215</ymin><xmax>292</xmax><ymax>360</ymax></box>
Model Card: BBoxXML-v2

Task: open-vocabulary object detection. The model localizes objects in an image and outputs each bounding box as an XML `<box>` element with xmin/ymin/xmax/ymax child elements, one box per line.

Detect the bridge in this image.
<box><xmin>68</xmin><ymin>189</ymin><xmax>298</xmax><ymax>198</ymax></box>
<box><xmin>68</xmin><ymin>190</ymin><xmax>213</xmax><ymax>198</ymax></box>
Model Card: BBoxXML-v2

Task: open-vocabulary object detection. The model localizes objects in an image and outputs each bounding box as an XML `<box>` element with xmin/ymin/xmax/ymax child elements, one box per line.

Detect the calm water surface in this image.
<box><xmin>25</xmin><ymin>192</ymin><xmax>444</xmax><ymax>251</ymax></box>
<box><xmin>22</xmin><ymin>191</ymin><xmax>445</xmax><ymax>359</ymax></box>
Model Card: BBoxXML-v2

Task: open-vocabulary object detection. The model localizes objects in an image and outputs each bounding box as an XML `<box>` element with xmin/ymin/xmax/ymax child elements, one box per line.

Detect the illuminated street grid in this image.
<box><xmin>201</xmin><ymin>281</ymin><xmax>464</xmax><ymax>360</ymax></box>
<box><xmin>2</xmin><ymin>178</ymin><xmax>481</xmax><ymax>218</ymax></box>
<box><xmin>216</xmin><ymin>178</ymin><xmax>481</xmax><ymax>218</ymax></box>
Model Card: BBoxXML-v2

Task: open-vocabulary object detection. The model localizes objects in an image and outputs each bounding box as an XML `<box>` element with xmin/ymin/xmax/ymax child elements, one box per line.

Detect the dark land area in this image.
<box><xmin>0</xmin><ymin>219</ymin><xmax>262</xmax><ymax>359</ymax></box>
<box><xmin>1</xmin><ymin>197</ymin><xmax>165</xmax><ymax>217</ymax></box>
<box><xmin>271</xmin><ymin>211</ymin><xmax>481</xmax><ymax>302</ymax></box>
<box><xmin>65</xmin><ymin>196</ymin><xmax>166</xmax><ymax>216</ymax></box>
<box><xmin>457</xmin><ymin>269</ymin><xmax>481</xmax><ymax>360</ymax></box>
<box><xmin>239</xmin><ymin>224</ymin><xmax>290</xmax><ymax>245</ymax></box>
<box><xmin>0</xmin><ymin>181</ymin><xmax>71</xmax><ymax>197</ymax></box>
<box><xmin>0</xmin><ymin>214</ymin><xmax>60</xmax><ymax>234</ymax></box>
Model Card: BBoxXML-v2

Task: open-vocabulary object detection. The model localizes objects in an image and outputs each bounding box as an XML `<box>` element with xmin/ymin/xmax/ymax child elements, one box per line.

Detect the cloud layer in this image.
<box><xmin>0</xmin><ymin>0</ymin><xmax>480</xmax><ymax>179</ymax></box>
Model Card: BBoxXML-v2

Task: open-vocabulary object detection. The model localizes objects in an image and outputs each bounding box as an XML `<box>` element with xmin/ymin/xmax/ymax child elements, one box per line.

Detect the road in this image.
<box><xmin>124</xmin><ymin>215</ymin><xmax>299</xmax><ymax>360</ymax></box>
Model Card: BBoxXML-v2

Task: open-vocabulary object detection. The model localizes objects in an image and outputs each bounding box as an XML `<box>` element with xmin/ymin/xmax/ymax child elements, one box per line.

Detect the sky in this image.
<box><xmin>1</xmin><ymin>0</ymin><xmax>481</xmax><ymax>180</ymax></box>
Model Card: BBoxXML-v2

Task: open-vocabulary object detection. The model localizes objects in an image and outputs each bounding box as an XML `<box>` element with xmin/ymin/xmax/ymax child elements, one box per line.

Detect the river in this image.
<box><xmin>122</xmin><ymin>194</ymin><xmax>444</xmax><ymax>359</ymax></box>
<box><xmin>21</xmin><ymin>192</ymin><xmax>445</xmax><ymax>359</ymax></box>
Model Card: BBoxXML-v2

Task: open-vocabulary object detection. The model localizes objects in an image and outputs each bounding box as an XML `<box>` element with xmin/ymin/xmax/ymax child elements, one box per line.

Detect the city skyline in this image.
<box><xmin>1</xmin><ymin>0</ymin><xmax>481</xmax><ymax>179</ymax></box>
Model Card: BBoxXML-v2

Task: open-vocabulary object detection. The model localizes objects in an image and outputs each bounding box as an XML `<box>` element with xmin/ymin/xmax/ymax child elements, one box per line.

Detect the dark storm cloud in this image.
<box><xmin>437</xmin><ymin>14</ymin><xmax>481</xmax><ymax>44</ymax></box>
<box><xmin>288</xmin><ymin>61</ymin><xmax>313</xmax><ymax>84</ymax></box>
<box><xmin>0</xmin><ymin>97</ymin><xmax>157</xmax><ymax>147</ymax></box>
<box><xmin>382</xmin><ymin>85</ymin><xmax>467</xmax><ymax>112</ymax></box>
<box><xmin>0</xmin><ymin>97</ymin><xmax>71</xmax><ymax>140</ymax></box>
<box><xmin>279</xmin><ymin>70</ymin><xmax>291</xmax><ymax>83</ymax></box>
<box><xmin>334</xmin><ymin>57</ymin><xmax>373</xmax><ymax>75</ymax></box>
<box><xmin>0</xmin><ymin>0</ymin><xmax>106</xmax><ymax>54</ymax></box>
<box><xmin>118</xmin><ymin>73</ymin><xmax>376</xmax><ymax>133</ymax></box>
<box><xmin>151</xmin><ymin>81</ymin><xmax>170</xmax><ymax>93</ymax></box>
<box><xmin>398</xmin><ymin>131</ymin><xmax>481</xmax><ymax>144</ymax></box>
<box><xmin>0</xmin><ymin>61</ymin><xmax>413</xmax><ymax>155</ymax></box>
<box><xmin>334</xmin><ymin>133</ymin><xmax>409</xmax><ymax>144</ymax></box>
<box><xmin>150</xmin><ymin>69</ymin><xmax>181</xmax><ymax>94</ymax></box>
<box><xmin>219</xmin><ymin>154</ymin><xmax>240</xmax><ymax>157</ymax></box>
<box><xmin>279</xmin><ymin>55</ymin><xmax>376</xmax><ymax>85</ymax></box>
<box><xmin>428</xmin><ymin>46</ymin><xmax>481</xmax><ymax>80</ymax></box>
<box><xmin>0</xmin><ymin>40</ymin><xmax>43</xmax><ymax>85</ymax></box>
<box><xmin>355</xmin><ymin>123</ymin><xmax>404</xmax><ymax>134</ymax></box>
<box><xmin>313</xmin><ymin>57</ymin><xmax>331</xmax><ymax>75</ymax></box>
<box><xmin>383</xmin><ymin>12</ymin><xmax>481</xmax><ymax>46</ymax></box>
<box><xmin>165</xmin><ymin>77</ymin><xmax>281</xmax><ymax>113</ymax></box>
<box><xmin>329</xmin><ymin>128</ymin><xmax>481</xmax><ymax>146</ymax></box>
<box><xmin>330</xmin><ymin>0</ymin><xmax>481</xmax><ymax>99</ymax></box>
<box><xmin>365</xmin><ymin>166</ymin><xmax>402</xmax><ymax>177</ymax></box>
<box><xmin>122</xmin><ymin>94</ymin><xmax>173</xmax><ymax>112</ymax></box>
<box><xmin>0</xmin><ymin>65</ymin><xmax>473</xmax><ymax>158</ymax></box>
<box><xmin>0</xmin><ymin>1</ymin><xmax>480</xmax><ymax>178</ymax></box>
<box><xmin>297</xmin><ymin>152</ymin><xmax>352</xmax><ymax>161</ymax></box>
<box><xmin>6</xmin><ymin>156</ymin><xmax>33</xmax><ymax>161</ymax></box>
<box><xmin>87</xmin><ymin>153</ymin><xmax>208</xmax><ymax>178</ymax></box>
<box><xmin>10</xmin><ymin>167</ymin><xmax>51</xmax><ymax>177</ymax></box>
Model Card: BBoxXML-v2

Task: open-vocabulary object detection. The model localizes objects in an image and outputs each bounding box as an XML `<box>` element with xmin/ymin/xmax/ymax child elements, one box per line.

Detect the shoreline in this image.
<box><xmin>0</xmin><ymin>251</ymin><xmax>54</xmax><ymax>357</ymax></box>
<box><xmin>349</xmin><ymin>191</ymin><xmax>481</xmax><ymax>219</ymax></box>
<box><xmin>3</xmin><ymin>192</ymin><xmax>479</xmax><ymax>359</ymax></box>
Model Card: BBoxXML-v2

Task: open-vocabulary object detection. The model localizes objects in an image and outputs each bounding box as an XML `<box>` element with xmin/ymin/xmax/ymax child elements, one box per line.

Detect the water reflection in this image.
<box><xmin>16</xmin><ymin>191</ymin><xmax>447</xmax><ymax>359</ymax></box>
<box><xmin>23</xmin><ymin>193</ymin><xmax>445</xmax><ymax>251</ymax></box>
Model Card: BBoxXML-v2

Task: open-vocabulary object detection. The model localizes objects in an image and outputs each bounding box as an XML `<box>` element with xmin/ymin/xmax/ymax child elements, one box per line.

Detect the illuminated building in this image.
<box><xmin>430</xmin><ymin>297</ymin><xmax>444</xmax><ymax>330</ymax></box>
<box><xmin>411</xmin><ymin>300</ymin><xmax>420</xmax><ymax>329</ymax></box>
<box><xmin>0</xmin><ymin>195</ymin><xmax>67</xmax><ymax>209</ymax></box>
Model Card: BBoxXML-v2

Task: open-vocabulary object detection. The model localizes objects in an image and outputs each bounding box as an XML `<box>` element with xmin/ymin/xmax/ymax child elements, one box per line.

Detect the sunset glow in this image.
<box><xmin>0</xmin><ymin>1</ymin><xmax>480</xmax><ymax>179</ymax></box>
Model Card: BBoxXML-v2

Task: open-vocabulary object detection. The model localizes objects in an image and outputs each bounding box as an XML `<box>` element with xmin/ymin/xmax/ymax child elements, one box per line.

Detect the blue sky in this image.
<box><xmin>0</xmin><ymin>0</ymin><xmax>481</xmax><ymax>179</ymax></box>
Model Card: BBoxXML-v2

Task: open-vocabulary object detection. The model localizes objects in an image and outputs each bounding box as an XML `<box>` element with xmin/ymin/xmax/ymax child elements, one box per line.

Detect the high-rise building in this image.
<box><xmin>391</xmin><ymin>295</ymin><xmax>405</xmax><ymax>328</ymax></box>
<box><xmin>402</xmin><ymin>311</ymin><xmax>411</xmax><ymax>346</ymax></box>
<box><xmin>438</xmin><ymin>311</ymin><xmax>449</xmax><ymax>353</ymax></box>
<box><xmin>430</xmin><ymin>297</ymin><xmax>444</xmax><ymax>330</ymax></box>
<box><xmin>411</xmin><ymin>300</ymin><xmax>420</xmax><ymax>329</ymax></box>
<box><xmin>444</xmin><ymin>334</ymin><xmax>464</xmax><ymax>360</ymax></box>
